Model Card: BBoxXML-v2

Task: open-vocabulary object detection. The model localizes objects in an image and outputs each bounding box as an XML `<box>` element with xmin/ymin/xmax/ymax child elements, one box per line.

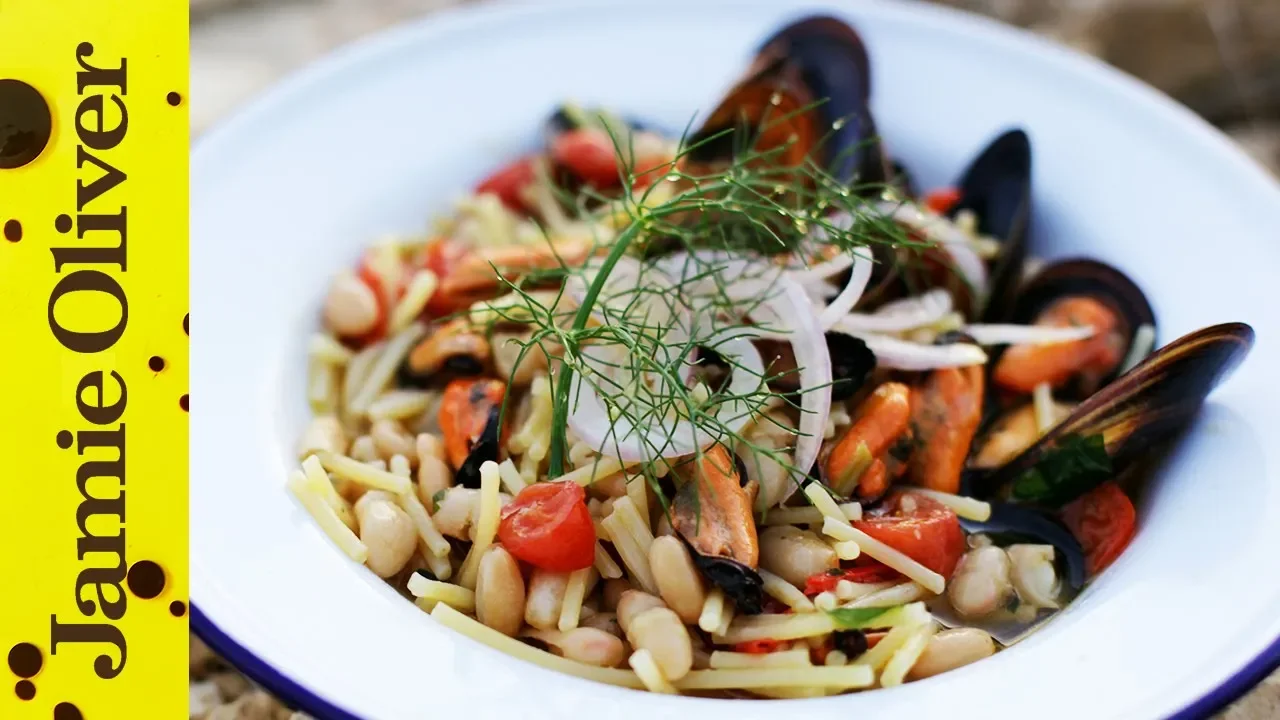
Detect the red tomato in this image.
<box><xmin>498</xmin><ymin>481</ymin><xmax>595</xmax><ymax>572</ymax></box>
<box><xmin>352</xmin><ymin>261</ymin><xmax>393</xmax><ymax>346</ymax></box>
<box><xmin>923</xmin><ymin>186</ymin><xmax>962</xmax><ymax>215</ymax></box>
<box><xmin>1062</xmin><ymin>481</ymin><xmax>1137</xmax><ymax>576</ymax></box>
<box><xmin>802</xmin><ymin>562</ymin><xmax>903</xmax><ymax>596</ymax></box>
<box><xmin>551</xmin><ymin>129</ymin><xmax>622</xmax><ymax>188</ymax></box>
<box><xmin>475</xmin><ymin>155</ymin><xmax>537</xmax><ymax>211</ymax></box>
<box><xmin>418</xmin><ymin>238</ymin><xmax>475</xmax><ymax>318</ymax></box>
<box><xmin>852</xmin><ymin>492</ymin><xmax>966</xmax><ymax>579</ymax></box>
<box><xmin>733</xmin><ymin>639</ymin><xmax>783</xmax><ymax>655</ymax></box>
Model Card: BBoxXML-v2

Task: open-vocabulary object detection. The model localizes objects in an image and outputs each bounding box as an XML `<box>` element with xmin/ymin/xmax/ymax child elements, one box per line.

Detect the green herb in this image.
<box><xmin>432</xmin><ymin>489</ymin><xmax>447</xmax><ymax>514</ymax></box>
<box><xmin>1009</xmin><ymin>433</ymin><xmax>1112</xmax><ymax>506</ymax></box>
<box><xmin>825</xmin><ymin>606</ymin><xmax>894</xmax><ymax>630</ymax></box>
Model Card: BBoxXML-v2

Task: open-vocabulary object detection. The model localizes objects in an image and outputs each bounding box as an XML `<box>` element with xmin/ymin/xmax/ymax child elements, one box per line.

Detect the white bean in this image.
<box><xmin>371</xmin><ymin>419</ymin><xmax>416</xmax><ymax>465</ymax></box>
<box><xmin>525</xmin><ymin>570</ymin><xmax>571</xmax><ymax>630</ymax></box>
<box><xmin>557</xmin><ymin>627</ymin><xmax>627</xmax><ymax>668</ymax></box>
<box><xmin>415</xmin><ymin>434</ymin><xmax>454</xmax><ymax>502</ymax></box>
<box><xmin>353</xmin><ymin>491</ymin><xmax>416</xmax><ymax>578</ymax></box>
<box><xmin>323</xmin><ymin>270</ymin><xmax>380</xmax><ymax>338</ymax></box>
<box><xmin>1007</xmin><ymin>544</ymin><xmax>1060</xmax><ymax>611</ymax></box>
<box><xmin>947</xmin><ymin>546</ymin><xmax>1013</xmax><ymax>619</ymax></box>
<box><xmin>907</xmin><ymin>628</ymin><xmax>995</xmax><ymax>680</ymax></box>
<box><xmin>297</xmin><ymin>415</ymin><xmax>347</xmax><ymax>460</ymax></box>
<box><xmin>429</xmin><ymin>486</ymin><xmax>511</xmax><ymax>540</ymax></box>
<box><xmin>649</xmin><ymin>536</ymin><xmax>706</xmax><ymax>625</ymax></box>
<box><xmin>625</xmin><ymin>607</ymin><xmax>693</xmax><ymax>681</ymax></box>
<box><xmin>758</xmin><ymin>526</ymin><xmax>838</xmax><ymax>588</ymax></box>
<box><xmin>349</xmin><ymin>435</ymin><xmax>379</xmax><ymax>463</ymax></box>
<box><xmin>580</xmin><ymin>612</ymin><xmax>624</xmax><ymax>639</ymax></box>
<box><xmin>616</xmin><ymin>590</ymin><xmax>666</xmax><ymax>634</ymax></box>
<box><xmin>475</xmin><ymin>546</ymin><xmax>526</xmax><ymax>637</ymax></box>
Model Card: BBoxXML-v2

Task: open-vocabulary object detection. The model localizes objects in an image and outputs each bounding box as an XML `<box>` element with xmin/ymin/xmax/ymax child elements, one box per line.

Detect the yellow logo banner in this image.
<box><xmin>0</xmin><ymin>1</ymin><xmax>188</xmax><ymax>717</ymax></box>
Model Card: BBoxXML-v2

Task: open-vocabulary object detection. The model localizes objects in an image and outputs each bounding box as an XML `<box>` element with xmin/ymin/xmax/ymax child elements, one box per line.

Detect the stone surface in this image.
<box><xmin>188</xmin><ymin>0</ymin><xmax>1279</xmax><ymax>717</ymax></box>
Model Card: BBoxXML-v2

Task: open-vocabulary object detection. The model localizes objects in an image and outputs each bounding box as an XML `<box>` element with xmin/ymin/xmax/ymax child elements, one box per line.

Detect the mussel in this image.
<box><xmin>684</xmin><ymin>15</ymin><xmax>886</xmax><ymax>186</ymax></box>
<box><xmin>671</xmin><ymin>445</ymin><xmax>765</xmax><ymax>614</ymax></box>
<box><xmin>970</xmin><ymin>322</ymin><xmax>1254</xmax><ymax>505</ymax></box>
<box><xmin>438</xmin><ymin>378</ymin><xmax>508</xmax><ymax>488</ymax></box>
<box><xmin>758</xmin><ymin>332</ymin><xmax>875</xmax><ymax>401</ymax></box>
<box><xmin>948</xmin><ymin>129</ymin><xmax>1032</xmax><ymax>322</ymax></box>
<box><xmin>991</xmin><ymin>259</ymin><xmax>1157</xmax><ymax>400</ymax></box>
<box><xmin>400</xmin><ymin>318</ymin><xmax>491</xmax><ymax>387</ymax></box>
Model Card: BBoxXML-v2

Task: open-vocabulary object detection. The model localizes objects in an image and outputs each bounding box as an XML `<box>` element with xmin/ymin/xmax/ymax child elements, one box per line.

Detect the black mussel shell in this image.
<box><xmin>688</xmin><ymin>15</ymin><xmax>884</xmax><ymax>185</ymax></box>
<box><xmin>960</xmin><ymin>502</ymin><xmax>1086</xmax><ymax>591</ymax></box>
<box><xmin>455</xmin><ymin>405</ymin><xmax>502</xmax><ymax>488</ymax></box>
<box><xmin>396</xmin><ymin>353</ymin><xmax>485</xmax><ymax>388</ymax></box>
<box><xmin>760</xmin><ymin>333</ymin><xmax>874</xmax><ymax>402</ymax></box>
<box><xmin>678</xmin><ymin>533</ymin><xmax>765</xmax><ymax>615</ymax></box>
<box><xmin>972</xmin><ymin>322</ymin><xmax>1254</xmax><ymax>506</ymax></box>
<box><xmin>543</xmin><ymin>104</ymin><xmax>655</xmax><ymax>144</ymax></box>
<box><xmin>948</xmin><ymin>129</ymin><xmax>1032</xmax><ymax>322</ymax></box>
<box><xmin>1001</xmin><ymin>258</ymin><xmax>1157</xmax><ymax>398</ymax></box>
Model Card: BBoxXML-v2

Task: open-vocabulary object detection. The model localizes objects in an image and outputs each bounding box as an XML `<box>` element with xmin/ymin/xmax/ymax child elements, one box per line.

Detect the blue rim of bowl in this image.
<box><xmin>193</xmin><ymin>596</ymin><xmax>1280</xmax><ymax>720</ymax></box>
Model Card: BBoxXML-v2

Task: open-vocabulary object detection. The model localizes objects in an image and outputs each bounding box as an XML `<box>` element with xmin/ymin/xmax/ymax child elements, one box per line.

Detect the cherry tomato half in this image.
<box><xmin>733</xmin><ymin>639</ymin><xmax>783</xmax><ymax>655</ymax></box>
<box><xmin>551</xmin><ymin>129</ymin><xmax>623</xmax><ymax>188</ymax></box>
<box><xmin>475</xmin><ymin>155</ymin><xmax>537</xmax><ymax>212</ymax></box>
<box><xmin>852</xmin><ymin>492</ymin><xmax>966</xmax><ymax>579</ymax></box>
<box><xmin>802</xmin><ymin>562</ymin><xmax>903</xmax><ymax>597</ymax></box>
<box><xmin>1061</xmin><ymin>481</ymin><xmax>1136</xmax><ymax>576</ymax></box>
<box><xmin>923</xmin><ymin>186</ymin><xmax>962</xmax><ymax>215</ymax></box>
<box><xmin>498</xmin><ymin>481</ymin><xmax>596</xmax><ymax>572</ymax></box>
<box><xmin>418</xmin><ymin>237</ymin><xmax>475</xmax><ymax>318</ymax></box>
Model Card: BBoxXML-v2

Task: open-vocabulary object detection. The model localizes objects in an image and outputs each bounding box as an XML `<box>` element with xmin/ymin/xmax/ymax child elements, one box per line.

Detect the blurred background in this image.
<box><xmin>187</xmin><ymin>0</ymin><xmax>1279</xmax><ymax>718</ymax></box>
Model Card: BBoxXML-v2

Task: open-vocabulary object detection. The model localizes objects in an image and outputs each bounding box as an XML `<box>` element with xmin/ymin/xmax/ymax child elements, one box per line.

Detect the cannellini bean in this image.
<box><xmin>475</xmin><ymin>546</ymin><xmax>526</xmax><ymax>636</ymax></box>
<box><xmin>1007</xmin><ymin>544</ymin><xmax>1060</xmax><ymax>611</ymax></box>
<box><xmin>429</xmin><ymin>486</ymin><xmax>512</xmax><ymax>540</ymax></box>
<box><xmin>758</xmin><ymin>526</ymin><xmax>838</xmax><ymax>588</ymax></box>
<box><xmin>323</xmin><ymin>270</ymin><xmax>379</xmax><ymax>338</ymax></box>
<box><xmin>349</xmin><ymin>435</ymin><xmax>379</xmax><ymax>463</ymax></box>
<box><xmin>297</xmin><ymin>415</ymin><xmax>347</xmax><ymax>459</ymax></box>
<box><xmin>649</xmin><ymin>536</ymin><xmax>707</xmax><ymax>625</ymax></box>
<box><xmin>415</xmin><ymin>434</ymin><xmax>453</xmax><ymax>501</ymax></box>
<box><xmin>525</xmin><ymin>570</ymin><xmax>571</xmax><ymax>630</ymax></box>
<box><xmin>556</xmin><ymin>627</ymin><xmax>627</xmax><ymax>668</ymax></box>
<box><xmin>602</xmin><ymin>579</ymin><xmax>632</xmax><ymax>612</ymax></box>
<box><xmin>625</xmin><ymin>608</ymin><xmax>693</xmax><ymax>681</ymax></box>
<box><xmin>907</xmin><ymin>628</ymin><xmax>995</xmax><ymax>680</ymax></box>
<box><xmin>616</xmin><ymin>590</ymin><xmax>667</xmax><ymax>634</ymax></box>
<box><xmin>354</xmin><ymin>491</ymin><xmax>416</xmax><ymax>578</ymax></box>
<box><xmin>947</xmin><ymin>545</ymin><xmax>1013</xmax><ymax>619</ymax></box>
<box><xmin>371</xmin><ymin>419</ymin><xmax>416</xmax><ymax>465</ymax></box>
<box><xmin>580</xmin><ymin>612</ymin><xmax>624</xmax><ymax>639</ymax></box>
<box><xmin>492</xmin><ymin>332</ymin><xmax>549</xmax><ymax>387</ymax></box>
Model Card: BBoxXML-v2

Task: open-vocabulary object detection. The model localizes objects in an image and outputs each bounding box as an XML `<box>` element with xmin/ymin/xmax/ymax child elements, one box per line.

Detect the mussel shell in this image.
<box><xmin>759</xmin><ymin>332</ymin><xmax>874</xmax><ymax>401</ymax></box>
<box><xmin>971</xmin><ymin>322</ymin><xmax>1254</xmax><ymax>505</ymax></box>
<box><xmin>959</xmin><ymin>503</ymin><xmax>1086</xmax><ymax>591</ymax></box>
<box><xmin>454</xmin><ymin>405</ymin><xmax>502</xmax><ymax>489</ymax></box>
<box><xmin>677</xmin><ymin>533</ymin><xmax>765</xmax><ymax>615</ymax></box>
<box><xmin>688</xmin><ymin>15</ymin><xmax>885</xmax><ymax>185</ymax></box>
<box><xmin>948</xmin><ymin>129</ymin><xmax>1032</xmax><ymax>322</ymax></box>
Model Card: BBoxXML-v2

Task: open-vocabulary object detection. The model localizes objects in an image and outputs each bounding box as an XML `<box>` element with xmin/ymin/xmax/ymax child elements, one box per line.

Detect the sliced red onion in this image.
<box><xmin>963</xmin><ymin>324</ymin><xmax>1097</xmax><ymax>346</ymax></box>
<box><xmin>566</xmin><ymin>330</ymin><xmax>764</xmax><ymax>461</ymax></box>
<box><xmin>834</xmin><ymin>327</ymin><xmax>987</xmax><ymax>370</ymax></box>
<box><xmin>875</xmin><ymin>200</ymin><xmax>989</xmax><ymax>300</ymax></box>
<box><xmin>837</xmin><ymin>288</ymin><xmax>953</xmax><ymax>333</ymax></box>
<box><xmin>816</xmin><ymin>246</ymin><xmax>875</xmax><ymax>330</ymax></box>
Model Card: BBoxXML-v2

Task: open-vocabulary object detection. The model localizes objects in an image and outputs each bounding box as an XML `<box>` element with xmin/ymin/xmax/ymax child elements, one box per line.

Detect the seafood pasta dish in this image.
<box><xmin>286</xmin><ymin>15</ymin><xmax>1254</xmax><ymax>698</ymax></box>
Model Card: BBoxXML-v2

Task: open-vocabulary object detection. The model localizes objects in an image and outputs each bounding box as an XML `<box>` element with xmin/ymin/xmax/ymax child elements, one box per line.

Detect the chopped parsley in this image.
<box><xmin>1009</xmin><ymin>433</ymin><xmax>1112</xmax><ymax>506</ymax></box>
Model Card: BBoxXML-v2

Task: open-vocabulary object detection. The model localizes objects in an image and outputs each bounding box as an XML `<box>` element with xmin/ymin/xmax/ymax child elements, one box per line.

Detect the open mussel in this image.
<box><xmin>949</xmin><ymin>129</ymin><xmax>1032</xmax><ymax>322</ymax></box>
<box><xmin>758</xmin><ymin>332</ymin><xmax>875</xmax><ymax>401</ymax></box>
<box><xmin>991</xmin><ymin>258</ymin><xmax>1156</xmax><ymax>400</ymax></box>
<box><xmin>671</xmin><ymin>445</ymin><xmax>765</xmax><ymax>614</ymax></box>
<box><xmin>971</xmin><ymin>322</ymin><xmax>1254</xmax><ymax>506</ymax></box>
<box><xmin>684</xmin><ymin>15</ymin><xmax>886</xmax><ymax>186</ymax></box>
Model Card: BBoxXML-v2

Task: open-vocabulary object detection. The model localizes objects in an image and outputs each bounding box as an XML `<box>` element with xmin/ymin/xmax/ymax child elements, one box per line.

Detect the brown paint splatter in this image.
<box><xmin>166</xmin><ymin>92</ymin><xmax>182</xmax><ymax>107</ymax></box>
<box><xmin>4</xmin><ymin>219</ymin><xmax>21</xmax><ymax>242</ymax></box>
<box><xmin>148</xmin><ymin>356</ymin><xmax>165</xmax><ymax>372</ymax></box>
<box><xmin>125</xmin><ymin>561</ymin><xmax>165</xmax><ymax>599</ymax></box>
<box><xmin>54</xmin><ymin>702</ymin><xmax>84</xmax><ymax>720</ymax></box>
<box><xmin>55</xmin><ymin>214</ymin><xmax>72</xmax><ymax>233</ymax></box>
<box><xmin>180</xmin><ymin>394</ymin><xmax>189</xmax><ymax>412</ymax></box>
<box><xmin>169</xmin><ymin>601</ymin><xmax>186</xmax><ymax>617</ymax></box>
<box><xmin>7</xmin><ymin>643</ymin><xmax>41</xmax><ymax>677</ymax></box>
<box><xmin>0</xmin><ymin>79</ymin><xmax>52</xmax><ymax>169</ymax></box>
<box><xmin>14</xmin><ymin>680</ymin><xmax>34</xmax><ymax>700</ymax></box>
<box><xmin>183</xmin><ymin>313</ymin><xmax>189</xmax><ymax>335</ymax></box>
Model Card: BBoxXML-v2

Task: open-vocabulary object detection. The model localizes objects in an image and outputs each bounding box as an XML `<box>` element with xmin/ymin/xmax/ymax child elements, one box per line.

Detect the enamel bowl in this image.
<box><xmin>191</xmin><ymin>1</ymin><xmax>1280</xmax><ymax>718</ymax></box>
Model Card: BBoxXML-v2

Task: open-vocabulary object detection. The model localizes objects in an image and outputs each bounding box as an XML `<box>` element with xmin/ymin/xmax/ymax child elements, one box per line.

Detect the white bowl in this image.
<box><xmin>191</xmin><ymin>1</ymin><xmax>1280</xmax><ymax>718</ymax></box>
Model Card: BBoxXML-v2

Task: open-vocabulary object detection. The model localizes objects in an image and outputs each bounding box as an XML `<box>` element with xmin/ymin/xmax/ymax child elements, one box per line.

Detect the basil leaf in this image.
<box><xmin>1009</xmin><ymin>434</ymin><xmax>1112</xmax><ymax>507</ymax></box>
<box><xmin>825</xmin><ymin>606</ymin><xmax>893</xmax><ymax>629</ymax></box>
